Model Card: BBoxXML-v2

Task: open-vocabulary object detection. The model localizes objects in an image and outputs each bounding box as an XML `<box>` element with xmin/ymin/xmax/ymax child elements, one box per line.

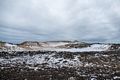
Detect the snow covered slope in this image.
<box><xmin>42</xmin><ymin>44</ymin><xmax>111</xmax><ymax>52</ymax></box>
<box><xmin>1</xmin><ymin>43</ymin><xmax>25</xmax><ymax>51</ymax></box>
<box><xmin>0</xmin><ymin>41</ymin><xmax>112</xmax><ymax>52</ymax></box>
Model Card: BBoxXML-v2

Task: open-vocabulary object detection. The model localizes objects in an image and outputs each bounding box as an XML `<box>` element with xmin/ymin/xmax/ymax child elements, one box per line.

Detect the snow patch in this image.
<box><xmin>0</xmin><ymin>53</ymin><xmax>82</xmax><ymax>68</ymax></box>
<box><xmin>42</xmin><ymin>44</ymin><xmax>111</xmax><ymax>52</ymax></box>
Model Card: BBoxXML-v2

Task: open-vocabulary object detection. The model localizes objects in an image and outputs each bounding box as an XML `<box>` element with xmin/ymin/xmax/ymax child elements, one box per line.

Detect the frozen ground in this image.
<box><xmin>0</xmin><ymin>52</ymin><xmax>81</xmax><ymax>68</ymax></box>
<box><xmin>0</xmin><ymin>50</ymin><xmax>120</xmax><ymax>80</ymax></box>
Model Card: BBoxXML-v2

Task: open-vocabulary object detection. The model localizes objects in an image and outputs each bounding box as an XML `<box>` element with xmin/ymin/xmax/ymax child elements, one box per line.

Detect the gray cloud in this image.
<box><xmin>0</xmin><ymin>0</ymin><xmax>120</xmax><ymax>43</ymax></box>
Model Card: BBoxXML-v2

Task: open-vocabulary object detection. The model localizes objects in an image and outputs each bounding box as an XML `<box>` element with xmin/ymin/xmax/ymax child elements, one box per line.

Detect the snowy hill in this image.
<box><xmin>1</xmin><ymin>41</ymin><xmax>120</xmax><ymax>52</ymax></box>
<box><xmin>17</xmin><ymin>41</ymin><xmax>112</xmax><ymax>52</ymax></box>
<box><xmin>47</xmin><ymin>44</ymin><xmax>111</xmax><ymax>52</ymax></box>
<box><xmin>0</xmin><ymin>43</ymin><xmax>25</xmax><ymax>51</ymax></box>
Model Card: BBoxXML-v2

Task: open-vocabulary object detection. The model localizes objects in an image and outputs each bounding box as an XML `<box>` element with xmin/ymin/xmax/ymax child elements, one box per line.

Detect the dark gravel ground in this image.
<box><xmin>0</xmin><ymin>50</ymin><xmax>120</xmax><ymax>80</ymax></box>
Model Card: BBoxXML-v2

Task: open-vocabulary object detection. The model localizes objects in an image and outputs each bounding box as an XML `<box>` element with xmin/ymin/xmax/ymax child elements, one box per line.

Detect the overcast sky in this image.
<box><xmin>0</xmin><ymin>0</ymin><xmax>120</xmax><ymax>43</ymax></box>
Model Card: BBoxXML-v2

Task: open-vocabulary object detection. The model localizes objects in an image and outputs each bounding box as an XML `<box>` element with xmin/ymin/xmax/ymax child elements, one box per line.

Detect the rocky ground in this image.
<box><xmin>0</xmin><ymin>50</ymin><xmax>120</xmax><ymax>80</ymax></box>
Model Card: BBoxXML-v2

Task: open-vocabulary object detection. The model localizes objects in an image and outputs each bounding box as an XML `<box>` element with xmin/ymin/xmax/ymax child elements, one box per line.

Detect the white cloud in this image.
<box><xmin>0</xmin><ymin>0</ymin><xmax>120</xmax><ymax>43</ymax></box>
